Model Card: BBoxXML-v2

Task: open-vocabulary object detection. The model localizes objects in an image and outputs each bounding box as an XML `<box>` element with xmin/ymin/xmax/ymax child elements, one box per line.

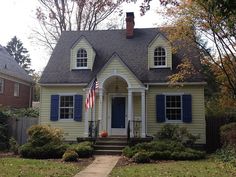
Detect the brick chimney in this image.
<box><xmin>126</xmin><ymin>12</ymin><xmax>135</xmax><ymax>39</ymax></box>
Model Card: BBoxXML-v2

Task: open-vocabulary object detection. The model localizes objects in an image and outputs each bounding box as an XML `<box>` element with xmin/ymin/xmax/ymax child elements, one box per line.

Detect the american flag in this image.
<box><xmin>85</xmin><ymin>78</ymin><xmax>99</xmax><ymax>111</ymax></box>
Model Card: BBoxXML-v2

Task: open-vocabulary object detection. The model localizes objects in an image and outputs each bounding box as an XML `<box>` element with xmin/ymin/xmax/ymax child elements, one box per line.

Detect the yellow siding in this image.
<box><xmin>148</xmin><ymin>35</ymin><xmax>172</xmax><ymax>69</ymax></box>
<box><xmin>40</xmin><ymin>86</ymin><xmax>87</xmax><ymax>141</ymax></box>
<box><xmin>146</xmin><ymin>85</ymin><xmax>206</xmax><ymax>144</ymax></box>
<box><xmin>98</xmin><ymin>56</ymin><xmax>143</xmax><ymax>88</ymax></box>
<box><xmin>70</xmin><ymin>37</ymin><xmax>95</xmax><ymax>70</ymax></box>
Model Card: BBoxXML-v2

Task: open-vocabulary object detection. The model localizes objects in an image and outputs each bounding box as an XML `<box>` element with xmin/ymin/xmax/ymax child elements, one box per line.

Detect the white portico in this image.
<box><xmin>84</xmin><ymin>53</ymin><xmax>146</xmax><ymax>138</ymax></box>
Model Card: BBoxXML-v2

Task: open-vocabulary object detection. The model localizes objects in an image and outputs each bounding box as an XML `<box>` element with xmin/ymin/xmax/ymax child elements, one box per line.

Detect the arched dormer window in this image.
<box><xmin>154</xmin><ymin>47</ymin><xmax>166</xmax><ymax>67</ymax></box>
<box><xmin>77</xmin><ymin>49</ymin><xmax>87</xmax><ymax>68</ymax></box>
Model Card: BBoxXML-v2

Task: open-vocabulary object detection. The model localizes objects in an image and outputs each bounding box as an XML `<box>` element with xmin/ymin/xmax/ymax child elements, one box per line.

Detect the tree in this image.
<box><xmin>5</xmin><ymin>36</ymin><xmax>34</xmax><ymax>74</ymax></box>
<box><xmin>34</xmin><ymin>0</ymin><xmax>125</xmax><ymax>51</ymax></box>
<box><xmin>143</xmin><ymin>0</ymin><xmax>236</xmax><ymax>96</ymax></box>
<box><xmin>32</xmin><ymin>71</ymin><xmax>41</xmax><ymax>102</ymax></box>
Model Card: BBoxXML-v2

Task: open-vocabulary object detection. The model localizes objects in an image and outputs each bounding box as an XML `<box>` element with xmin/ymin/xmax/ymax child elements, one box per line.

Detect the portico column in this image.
<box><xmin>141</xmin><ymin>90</ymin><xmax>146</xmax><ymax>138</ymax></box>
<box><xmin>84</xmin><ymin>108</ymin><xmax>89</xmax><ymax>137</ymax></box>
<box><xmin>98</xmin><ymin>89</ymin><xmax>103</xmax><ymax>132</ymax></box>
<box><xmin>128</xmin><ymin>90</ymin><xmax>134</xmax><ymax>137</ymax></box>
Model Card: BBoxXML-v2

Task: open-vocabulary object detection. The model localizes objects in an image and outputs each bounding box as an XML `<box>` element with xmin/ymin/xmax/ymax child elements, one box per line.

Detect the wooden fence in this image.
<box><xmin>7</xmin><ymin>117</ymin><xmax>38</xmax><ymax>145</ymax></box>
<box><xmin>205</xmin><ymin>116</ymin><xmax>233</xmax><ymax>152</ymax></box>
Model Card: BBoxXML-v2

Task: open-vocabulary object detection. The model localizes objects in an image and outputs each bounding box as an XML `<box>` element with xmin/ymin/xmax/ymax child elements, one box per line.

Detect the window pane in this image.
<box><xmin>60</xmin><ymin>96</ymin><xmax>74</xmax><ymax>119</ymax></box>
<box><xmin>154</xmin><ymin>47</ymin><xmax>166</xmax><ymax>66</ymax></box>
<box><xmin>77</xmin><ymin>49</ymin><xmax>88</xmax><ymax>68</ymax></box>
<box><xmin>166</xmin><ymin>95</ymin><xmax>181</xmax><ymax>120</ymax></box>
<box><xmin>14</xmin><ymin>83</ymin><xmax>19</xmax><ymax>96</ymax></box>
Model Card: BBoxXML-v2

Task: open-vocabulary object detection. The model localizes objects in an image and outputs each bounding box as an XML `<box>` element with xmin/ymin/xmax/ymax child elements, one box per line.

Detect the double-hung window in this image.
<box><xmin>0</xmin><ymin>78</ymin><xmax>4</xmax><ymax>93</ymax></box>
<box><xmin>77</xmin><ymin>49</ymin><xmax>87</xmax><ymax>68</ymax></box>
<box><xmin>60</xmin><ymin>96</ymin><xmax>74</xmax><ymax>119</ymax></box>
<box><xmin>14</xmin><ymin>83</ymin><xmax>20</xmax><ymax>96</ymax></box>
<box><xmin>154</xmin><ymin>47</ymin><xmax>166</xmax><ymax>67</ymax></box>
<box><xmin>165</xmin><ymin>95</ymin><xmax>182</xmax><ymax>121</ymax></box>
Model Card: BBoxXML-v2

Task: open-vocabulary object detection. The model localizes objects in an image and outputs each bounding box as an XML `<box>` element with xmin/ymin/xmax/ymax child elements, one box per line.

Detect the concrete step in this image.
<box><xmin>94</xmin><ymin>149</ymin><xmax>123</xmax><ymax>155</ymax></box>
<box><xmin>96</xmin><ymin>141</ymin><xmax>127</xmax><ymax>146</ymax></box>
<box><xmin>96</xmin><ymin>137</ymin><xmax>127</xmax><ymax>141</ymax></box>
<box><xmin>94</xmin><ymin>144</ymin><xmax>126</xmax><ymax>150</ymax></box>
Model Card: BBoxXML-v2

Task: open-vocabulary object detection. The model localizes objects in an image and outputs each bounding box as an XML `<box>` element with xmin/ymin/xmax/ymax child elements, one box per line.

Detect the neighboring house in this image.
<box><xmin>0</xmin><ymin>45</ymin><xmax>34</xmax><ymax>108</ymax></box>
<box><xmin>40</xmin><ymin>13</ymin><xmax>206</xmax><ymax>144</ymax></box>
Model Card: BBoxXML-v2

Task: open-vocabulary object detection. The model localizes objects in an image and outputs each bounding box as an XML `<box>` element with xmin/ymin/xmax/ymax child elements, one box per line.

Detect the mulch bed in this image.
<box><xmin>115</xmin><ymin>156</ymin><xmax>133</xmax><ymax>167</ymax></box>
<box><xmin>0</xmin><ymin>152</ymin><xmax>16</xmax><ymax>158</ymax></box>
<box><xmin>0</xmin><ymin>151</ymin><xmax>94</xmax><ymax>166</ymax></box>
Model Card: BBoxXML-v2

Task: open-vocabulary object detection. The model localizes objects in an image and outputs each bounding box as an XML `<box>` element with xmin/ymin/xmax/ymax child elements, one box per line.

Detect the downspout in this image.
<box><xmin>145</xmin><ymin>84</ymin><xmax>149</xmax><ymax>137</ymax></box>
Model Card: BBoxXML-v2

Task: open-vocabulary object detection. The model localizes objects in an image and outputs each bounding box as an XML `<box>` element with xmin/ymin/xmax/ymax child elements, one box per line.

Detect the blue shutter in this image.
<box><xmin>74</xmin><ymin>95</ymin><xmax>83</xmax><ymax>121</ymax></box>
<box><xmin>182</xmin><ymin>94</ymin><xmax>192</xmax><ymax>123</ymax></box>
<box><xmin>156</xmin><ymin>95</ymin><xmax>165</xmax><ymax>122</ymax></box>
<box><xmin>50</xmin><ymin>95</ymin><xmax>59</xmax><ymax>121</ymax></box>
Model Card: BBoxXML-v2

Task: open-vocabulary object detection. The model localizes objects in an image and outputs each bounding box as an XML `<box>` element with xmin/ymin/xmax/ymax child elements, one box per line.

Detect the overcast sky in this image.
<box><xmin>0</xmin><ymin>0</ymin><xmax>163</xmax><ymax>72</ymax></box>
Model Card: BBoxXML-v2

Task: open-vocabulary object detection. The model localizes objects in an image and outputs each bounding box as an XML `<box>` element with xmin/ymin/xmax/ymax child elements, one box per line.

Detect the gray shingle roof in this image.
<box><xmin>0</xmin><ymin>45</ymin><xmax>33</xmax><ymax>83</ymax></box>
<box><xmin>40</xmin><ymin>28</ymin><xmax>204</xmax><ymax>84</ymax></box>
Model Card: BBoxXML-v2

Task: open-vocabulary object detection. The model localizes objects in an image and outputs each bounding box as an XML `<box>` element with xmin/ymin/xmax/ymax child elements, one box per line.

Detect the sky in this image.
<box><xmin>0</xmin><ymin>0</ymin><xmax>163</xmax><ymax>72</ymax></box>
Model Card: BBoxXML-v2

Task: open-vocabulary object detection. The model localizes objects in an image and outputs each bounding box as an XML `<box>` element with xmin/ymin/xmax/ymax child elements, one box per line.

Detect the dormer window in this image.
<box><xmin>154</xmin><ymin>47</ymin><xmax>166</xmax><ymax>67</ymax></box>
<box><xmin>77</xmin><ymin>49</ymin><xmax>87</xmax><ymax>68</ymax></box>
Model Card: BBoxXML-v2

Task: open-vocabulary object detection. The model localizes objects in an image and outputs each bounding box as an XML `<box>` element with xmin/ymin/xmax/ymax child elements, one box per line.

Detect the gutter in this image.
<box><xmin>144</xmin><ymin>82</ymin><xmax>207</xmax><ymax>86</ymax></box>
<box><xmin>39</xmin><ymin>83</ymin><xmax>87</xmax><ymax>86</ymax></box>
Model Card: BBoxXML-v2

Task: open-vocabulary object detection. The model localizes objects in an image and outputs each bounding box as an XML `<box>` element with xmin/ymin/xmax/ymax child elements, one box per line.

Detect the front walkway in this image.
<box><xmin>74</xmin><ymin>155</ymin><xmax>120</xmax><ymax>177</ymax></box>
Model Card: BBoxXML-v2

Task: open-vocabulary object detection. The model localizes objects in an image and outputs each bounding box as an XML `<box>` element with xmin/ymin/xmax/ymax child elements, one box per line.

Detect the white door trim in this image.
<box><xmin>108</xmin><ymin>93</ymin><xmax>128</xmax><ymax>136</ymax></box>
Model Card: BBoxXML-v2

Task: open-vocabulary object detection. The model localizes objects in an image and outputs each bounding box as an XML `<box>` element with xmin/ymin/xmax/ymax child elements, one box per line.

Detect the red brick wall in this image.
<box><xmin>0</xmin><ymin>78</ymin><xmax>32</xmax><ymax>108</ymax></box>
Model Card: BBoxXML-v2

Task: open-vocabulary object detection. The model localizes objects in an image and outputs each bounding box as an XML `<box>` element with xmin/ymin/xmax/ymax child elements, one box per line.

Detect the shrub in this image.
<box><xmin>19</xmin><ymin>125</ymin><xmax>66</xmax><ymax>159</ymax></box>
<box><xmin>0</xmin><ymin>111</ymin><xmax>8</xmax><ymax>150</ymax></box>
<box><xmin>27</xmin><ymin>125</ymin><xmax>64</xmax><ymax>146</ymax></box>
<box><xmin>155</xmin><ymin>124</ymin><xmax>200</xmax><ymax>146</ymax></box>
<box><xmin>149</xmin><ymin>150</ymin><xmax>172</xmax><ymax>160</ymax></box>
<box><xmin>9</xmin><ymin>137</ymin><xmax>19</xmax><ymax>154</ymax></box>
<box><xmin>122</xmin><ymin>146</ymin><xmax>138</xmax><ymax>158</ymax></box>
<box><xmin>62</xmin><ymin>149</ymin><xmax>78</xmax><ymax>162</ymax></box>
<box><xmin>69</xmin><ymin>141</ymin><xmax>93</xmax><ymax>158</ymax></box>
<box><xmin>220</xmin><ymin>123</ymin><xmax>236</xmax><ymax>148</ymax></box>
<box><xmin>132</xmin><ymin>151</ymin><xmax>150</xmax><ymax>163</ymax></box>
<box><xmin>1</xmin><ymin>107</ymin><xmax>39</xmax><ymax>118</ymax></box>
<box><xmin>123</xmin><ymin>140</ymin><xmax>206</xmax><ymax>160</ymax></box>
<box><xmin>19</xmin><ymin>143</ymin><xmax>68</xmax><ymax>159</ymax></box>
<box><xmin>171</xmin><ymin>148</ymin><xmax>206</xmax><ymax>160</ymax></box>
<box><xmin>216</xmin><ymin>147</ymin><xmax>236</xmax><ymax>165</ymax></box>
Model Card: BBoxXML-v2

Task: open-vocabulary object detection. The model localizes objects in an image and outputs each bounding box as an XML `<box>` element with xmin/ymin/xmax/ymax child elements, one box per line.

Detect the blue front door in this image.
<box><xmin>112</xmin><ymin>97</ymin><xmax>125</xmax><ymax>128</ymax></box>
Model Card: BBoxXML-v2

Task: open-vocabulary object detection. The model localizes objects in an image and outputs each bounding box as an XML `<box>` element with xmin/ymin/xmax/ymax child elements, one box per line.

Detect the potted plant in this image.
<box><xmin>100</xmin><ymin>130</ymin><xmax>108</xmax><ymax>137</ymax></box>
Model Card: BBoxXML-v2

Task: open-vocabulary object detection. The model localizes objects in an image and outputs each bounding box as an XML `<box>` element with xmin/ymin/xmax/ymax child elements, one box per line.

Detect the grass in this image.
<box><xmin>110</xmin><ymin>158</ymin><xmax>236</xmax><ymax>177</ymax></box>
<box><xmin>0</xmin><ymin>157</ymin><xmax>90</xmax><ymax>177</ymax></box>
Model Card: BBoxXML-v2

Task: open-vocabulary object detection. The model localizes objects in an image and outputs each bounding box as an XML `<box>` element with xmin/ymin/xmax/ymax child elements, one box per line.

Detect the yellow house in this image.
<box><xmin>39</xmin><ymin>13</ymin><xmax>206</xmax><ymax>145</ymax></box>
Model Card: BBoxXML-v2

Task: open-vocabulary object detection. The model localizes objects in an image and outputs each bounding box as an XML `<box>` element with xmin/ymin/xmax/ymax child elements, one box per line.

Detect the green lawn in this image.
<box><xmin>0</xmin><ymin>157</ymin><xmax>90</xmax><ymax>177</ymax></box>
<box><xmin>110</xmin><ymin>159</ymin><xmax>236</xmax><ymax>177</ymax></box>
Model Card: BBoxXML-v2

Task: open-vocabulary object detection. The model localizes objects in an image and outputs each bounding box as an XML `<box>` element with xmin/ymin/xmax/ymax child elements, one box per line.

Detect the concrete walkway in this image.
<box><xmin>74</xmin><ymin>155</ymin><xmax>120</xmax><ymax>177</ymax></box>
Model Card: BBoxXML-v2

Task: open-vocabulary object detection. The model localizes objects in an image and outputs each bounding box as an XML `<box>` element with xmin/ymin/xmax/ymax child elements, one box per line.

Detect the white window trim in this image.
<box><xmin>59</xmin><ymin>95</ymin><xmax>75</xmax><ymax>120</ymax></box>
<box><xmin>153</xmin><ymin>46</ymin><xmax>167</xmax><ymax>68</ymax></box>
<box><xmin>76</xmin><ymin>48</ymin><xmax>88</xmax><ymax>69</ymax></box>
<box><xmin>0</xmin><ymin>78</ymin><xmax>4</xmax><ymax>94</ymax></box>
<box><xmin>75</xmin><ymin>66</ymin><xmax>88</xmax><ymax>69</ymax></box>
<box><xmin>165</xmin><ymin>94</ymin><xmax>183</xmax><ymax>123</ymax></box>
<box><xmin>14</xmin><ymin>83</ymin><xmax>20</xmax><ymax>97</ymax></box>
